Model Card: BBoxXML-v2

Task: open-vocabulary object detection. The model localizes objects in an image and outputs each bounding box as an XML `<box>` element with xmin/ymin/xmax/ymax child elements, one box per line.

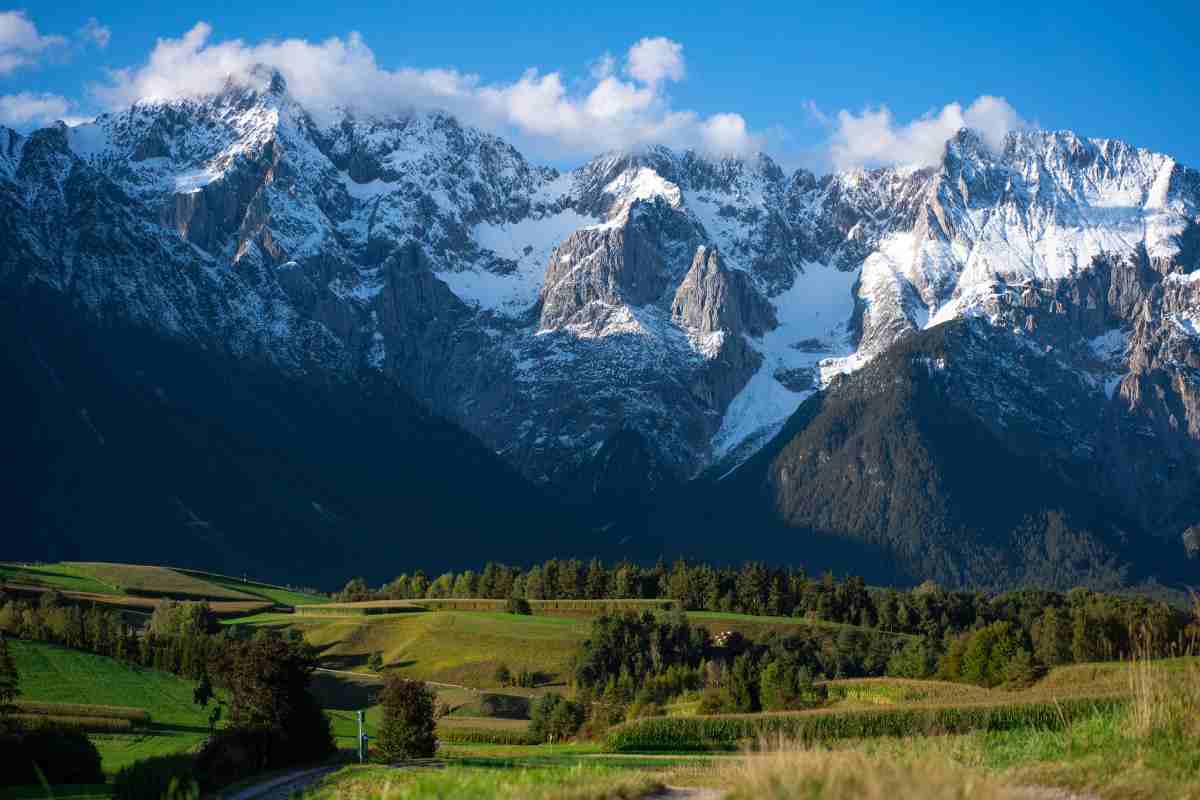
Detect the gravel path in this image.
<box><xmin>220</xmin><ymin>766</ymin><xmax>339</xmax><ymax>800</ymax></box>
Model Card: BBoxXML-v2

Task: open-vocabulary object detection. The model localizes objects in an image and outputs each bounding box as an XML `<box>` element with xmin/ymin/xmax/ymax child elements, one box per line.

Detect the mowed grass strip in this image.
<box><xmin>603</xmin><ymin>695</ymin><xmax>1128</xmax><ymax>752</ymax></box>
<box><xmin>67</xmin><ymin>563</ymin><xmax>259</xmax><ymax>601</ymax></box>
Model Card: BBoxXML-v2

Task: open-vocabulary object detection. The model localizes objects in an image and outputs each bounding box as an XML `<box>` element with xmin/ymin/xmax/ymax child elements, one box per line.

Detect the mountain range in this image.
<box><xmin>4</xmin><ymin>67</ymin><xmax>1198</xmax><ymax>589</ymax></box>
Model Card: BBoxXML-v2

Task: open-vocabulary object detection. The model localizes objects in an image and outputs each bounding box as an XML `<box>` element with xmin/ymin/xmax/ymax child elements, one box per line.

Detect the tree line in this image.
<box><xmin>338</xmin><ymin>559</ymin><xmax>1194</xmax><ymax>664</ymax></box>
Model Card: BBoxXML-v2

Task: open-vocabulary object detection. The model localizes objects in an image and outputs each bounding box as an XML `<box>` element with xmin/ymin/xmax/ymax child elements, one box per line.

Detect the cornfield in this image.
<box><xmin>12</xmin><ymin>714</ymin><xmax>136</xmax><ymax>733</ymax></box>
<box><xmin>14</xmin><ymin>700</ymin><xmax>151</xmax><ymax>723</ymax></box>
<box><xmin>435</xmin><ymin>727</ymin><xmax>543</xmax><ymax>746</ymax></box>
<box><xmin>603</xmin><ymin>695</ymin><xmax>1127</xmax><ymax>752</ymax></box>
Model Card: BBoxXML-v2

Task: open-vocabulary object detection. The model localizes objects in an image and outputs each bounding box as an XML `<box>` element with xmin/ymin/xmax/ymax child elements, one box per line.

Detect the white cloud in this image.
<box><xmin>0</xmin><ymin>91</ymin><xmax>70</xmax><ymax>127</ymax></box>
<box><xmin>828</xmin><ymin>96</ymin><xmax>1024</xmax><ymax>171</ymax></box>
<box><xmin>90</xmin><ymin>23</ymin><xmax>758</xmax><ymax>159</ymax></box>
<box><xmin>0</xmin><ymin>10</ymin><xmax>66</xmax><ymax>75</ymax></box>
<box><xmin>701</xmin><ymin>113</ymin><xmax>754</xmax><ymax>155</ymax></box>
<box><xmin>79</xmin><ymin>18</ymin><xmax>111</xmax><ymax>49</ymax></box>
<box><xmin>625</xmin><ymin>36</ymin><xmax>684</xmax><ymax>86</ymax></box>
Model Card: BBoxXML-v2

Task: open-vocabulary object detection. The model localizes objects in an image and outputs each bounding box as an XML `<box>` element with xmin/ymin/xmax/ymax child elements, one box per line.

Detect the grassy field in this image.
<box><xmin>66</xmin><ymin>563</ymin><xmax>260</xmax><ymax>601</ymax></box>
<box><xmin>173</xmin><ymin>568</ymin><xmax>327</xmax><ymax>607</ymax></box>
<box><xmin>293</xmin><ymin>598</ymin><xmax>675</xmax><ymax>616</ymax></box>
<box><xmin>0</xmin><ymin>563</ymin><xmax>121</xmax><ymax>594</ymax></box>
<box><xmin>230</xmin><ymin>610</ymin><xmax>590</xmax><ymax>686</ymax></box>
<box><xmin>8</xmin><ymin>639</ymin><xmax>214</xmax><ymax>774</ymax></box>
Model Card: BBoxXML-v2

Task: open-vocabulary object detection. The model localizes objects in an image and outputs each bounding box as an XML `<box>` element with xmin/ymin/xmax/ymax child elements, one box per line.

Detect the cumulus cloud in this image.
<box><xmin>90</xmin><ymin>23</ymin><xmax>757</xmax><ymax>158</ymax></box>
<box><xmin>0</xmin><ymin>91</ymin><xmax>70</xmax><ymax>126</ymax></box>
<box><xmin>0</xmin><ymin>10</ymin><xmax>66</xmax><ymax>75</ymax></box>
<box><xmin>625</xmin><ymin>36</ymin><xmax>685</xmax><ymax>86</ymax></box>
<box><xmin>79</xmin><ymin>17</ymin><xmax>110</xmax><ymax>49</ymax></box>
<box><xmin>827</xmin><ymin>96</ymin><xmax>1025</xmax><ymax>171</ymax></box>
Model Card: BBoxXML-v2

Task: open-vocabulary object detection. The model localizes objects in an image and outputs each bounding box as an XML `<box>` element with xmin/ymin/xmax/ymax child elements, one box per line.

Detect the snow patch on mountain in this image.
<box><xmin>712</xmin><ymin>262</ymin><xmax>860</xmax><ymax>459</ymax></box>
<box><xmin>456</xmin><ymin>208</ymin><xmax>595</xmax><ymax>315</ymax></box>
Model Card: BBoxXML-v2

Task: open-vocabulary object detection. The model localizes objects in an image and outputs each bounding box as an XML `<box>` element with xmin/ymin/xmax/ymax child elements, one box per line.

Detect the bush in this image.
<box><xmin>193</xmin><ymin>728</ymin><xmax>272</xmax><ymax>791</ymax></box>
<box><xmin>506</xmin><ymin>597</ymin><xmax>533</xmax><ymax>615</ymax></box>
<box><xmin>368</xmin><ymin>651</ymin><xmax>384</xmax><ymax>672</ymax></box>
<box><xmin>376</xmin><ymin>677</ymin><xmax>437</xmax><ymax>761</ymax></box>
<box><xmin>760</xmin><ymin>662</ymin><xmax>825</xmax><ymax>712</ymax></box>
<box><xmin>494</xmin><ymin>663</ymin><xmax>512</xmax><ymax>687</ymax></box>
<box><xmin>477</xmin><ymin>693</ymin><xmax>531</xmax><ymax>719</ymax></box>
<box><xmin>3</xmin><ymin>726</ymin><xmax>105</xmax><ymax>786</ymax></box>
<box><xmin>529</xmin><ymin>693</ymin><xmax>584</xmax><ymax>743</ymax></box>
<box><xmin>113</xmin><ymin>754</ymin><xmax>198</xmax><ymax>800</ymax></box>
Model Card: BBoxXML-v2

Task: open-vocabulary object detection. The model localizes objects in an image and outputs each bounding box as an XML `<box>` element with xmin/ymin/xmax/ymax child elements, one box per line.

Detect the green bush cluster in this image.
<box><xmin>529</xmin><ymin>693</ymin><xmax>584</xmax><ymax>743</ymax></box>
<box><xmin>113</xmin><ymin>754</ymin><xmax>198</xmax><ymax>800</ymax></box>
<box><xmin>604</xmin><ymin>696</ymin><xmax>1127</xmax><ymax>752</ymax></box>
<box><xmin>2</xmin><ymin>726</ymin><xmax>105</xmax><ymax>787</ymax></box>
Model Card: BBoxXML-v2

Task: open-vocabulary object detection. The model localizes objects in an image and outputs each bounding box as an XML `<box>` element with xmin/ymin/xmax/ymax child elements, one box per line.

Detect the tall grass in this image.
<box><xmin>1127</xmin><ymin>593</ymin><xmax>1200</xmax><ymax>740</ymax></box>
<box><xmin>720</xmin><ymin>748</ymin><xmax>1034</xmax><ymax>800</ymax></box>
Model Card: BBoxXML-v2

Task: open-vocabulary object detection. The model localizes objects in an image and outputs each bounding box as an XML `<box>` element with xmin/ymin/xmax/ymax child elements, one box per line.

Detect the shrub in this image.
<box><xmin>760</xmin><ymin>662</ymin><xmax>825</xmax><ymax>712</ymax></box>
<box><xmin>477</xmin><ymin>693</ymin><xmax>531</xmax><ymax>719</ymax></box>
<box><xmin>530</xmin><ymin>693</ymin><xmax>584</xmax><ymax>743</ymax></box>
<box><xmin>886</xmin><ymin>638</ymin><xmax>935</xmax><ymax>679</ymax></box>
<box><xmin>506</xmin><ymin>597</ymin><xmax>533</xmax><ymax>615</ymax></box>
<box><xmin>376</xmin><ymin>677</ymin><xmax>437</xmax><ymax>760</ymax></box>
<box><xmin>368</xmin><ymin>651</ymin><xmax>384</xmax><ymax>672</ymax></box>
<box><xmin>113</xmin><ymin>754</ymin><xmax>198</xmax><ymax>800</ymax></box>
<box><xmin>3</xmin><ymin>726</ymin><xmax>105</xmax><ymax>786</ymax></box>
<box><xmin>494</xmin><ymin>663</ymin><xmax>512</xmax><ymax>687</ymax></box>
<box><xmin>193</xmin><ymin>728</ymin><xmax>272</xmax><ymax>791</ymax></box>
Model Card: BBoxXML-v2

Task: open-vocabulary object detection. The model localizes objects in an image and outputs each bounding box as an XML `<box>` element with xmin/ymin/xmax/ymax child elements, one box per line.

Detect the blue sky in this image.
<box><xmin>2</xmin><ymin>1</ymin><xmax>1197</xmax><ymax>171</ymax></box>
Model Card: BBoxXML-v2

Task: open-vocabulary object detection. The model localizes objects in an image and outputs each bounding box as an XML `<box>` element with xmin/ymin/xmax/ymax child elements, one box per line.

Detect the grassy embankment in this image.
<box><xmin>8</xmin><ymin>639</ymin><xmax>216</xmax><ymax>775</ymax></box>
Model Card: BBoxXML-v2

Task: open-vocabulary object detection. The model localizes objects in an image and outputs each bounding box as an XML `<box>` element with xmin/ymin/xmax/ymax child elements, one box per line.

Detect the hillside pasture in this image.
<box><xmin>2</xmin><ymin>583</ymin><xmax>272</xmax><ymax>618</ymax></box>
<box><xmin>173</xmin><ymin>568</ymin><xmax>327</xmax><ymax>606</ymax></box>
<box><xmin>232</xmin><ymin>610</ymin><xmax>589</xmax><ymax>686</ymax></box>
<box><xmin>67</xmin><ymin>562</ymin><xmax>259</xmax><ymax>601</ymax></box>
<box><xmin>8</xmin><ymin>640</ymin><xmax>216</xmax><ymax>774</ymax></box>
<box><xmin>0</xmin><ymin>563</ymin><xmax>120</xmax><ymax>594</ymax></box>
<box><xmin>292</xmin><ymin>598</ymin><xmax>675</xmax><ymax>617</ymax></box>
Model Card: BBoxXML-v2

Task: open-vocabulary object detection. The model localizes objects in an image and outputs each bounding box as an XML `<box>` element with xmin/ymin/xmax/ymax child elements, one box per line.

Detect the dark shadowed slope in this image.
<box><xmin>1</xmin><ymin>285</ymin><xmax>585</xmax><ymax>588</ymax></box>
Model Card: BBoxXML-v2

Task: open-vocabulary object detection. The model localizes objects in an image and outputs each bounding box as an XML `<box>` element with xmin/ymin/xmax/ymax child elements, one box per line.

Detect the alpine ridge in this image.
<box><xmin>3</xmin><ymin>66</ymin><xmax>1198</xmax><ymax>588</ymax></box>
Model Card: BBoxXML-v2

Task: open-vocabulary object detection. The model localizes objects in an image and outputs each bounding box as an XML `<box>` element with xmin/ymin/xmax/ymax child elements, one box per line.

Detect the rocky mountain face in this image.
<box><xmin>3</xmin><ymin>67</ymin><xmax>1198</xmax><ymax>587</ymax></box>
